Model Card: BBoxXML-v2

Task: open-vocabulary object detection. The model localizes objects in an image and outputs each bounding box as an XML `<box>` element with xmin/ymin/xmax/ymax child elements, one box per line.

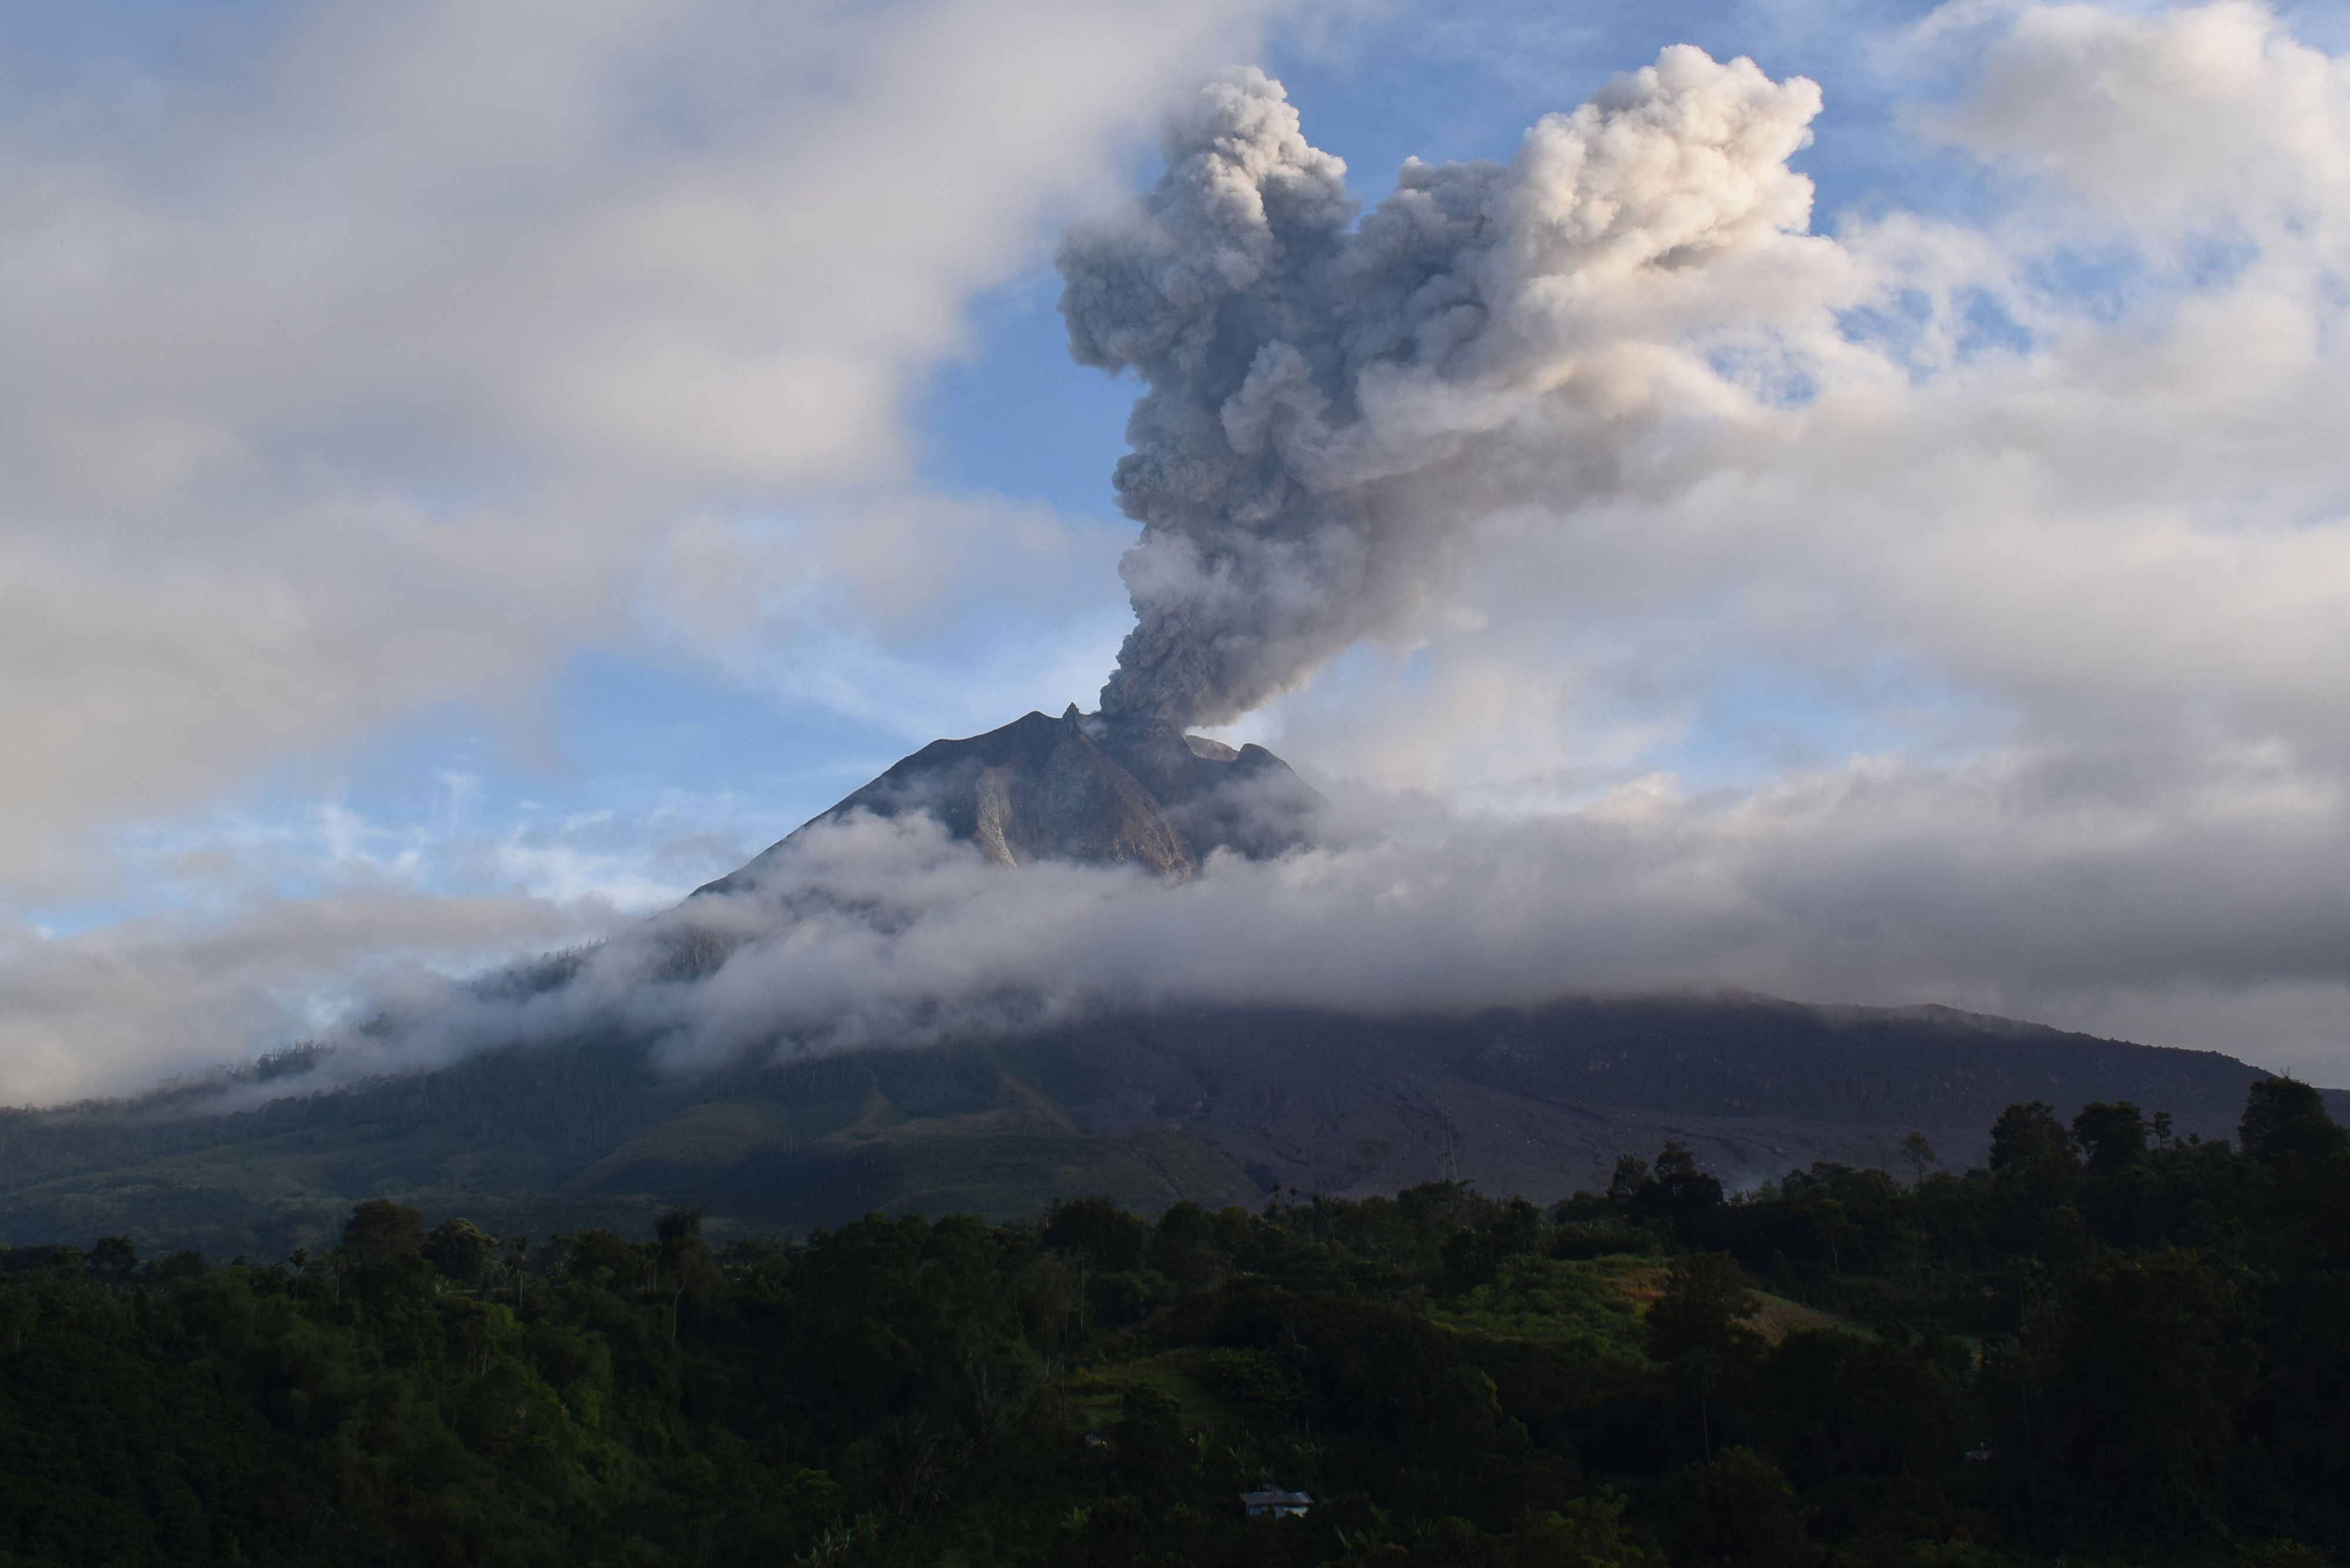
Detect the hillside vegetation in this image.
<box><xmin>1</xmin><ymin>1081</ymin><xmax>2345</xmax><ymax>1566</ymax></box>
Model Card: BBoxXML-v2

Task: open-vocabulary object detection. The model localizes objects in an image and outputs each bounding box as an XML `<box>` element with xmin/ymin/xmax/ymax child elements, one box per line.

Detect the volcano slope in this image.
<box><xmin>0</xmin><ymin>994</ymin><xmax>2326</xmax><ymax>1260</ymax></box>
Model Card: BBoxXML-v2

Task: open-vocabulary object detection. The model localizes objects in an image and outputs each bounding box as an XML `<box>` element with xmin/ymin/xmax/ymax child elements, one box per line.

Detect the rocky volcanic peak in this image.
<box><xmin>1087</xmin><ymin>710</ymin><xmax>1321</xmax><ymax>863</ymax></box>
<box><xmin>697</xmin><ymin>707</ymin><xmax>1320</xmax><ymax>893</ymax></box>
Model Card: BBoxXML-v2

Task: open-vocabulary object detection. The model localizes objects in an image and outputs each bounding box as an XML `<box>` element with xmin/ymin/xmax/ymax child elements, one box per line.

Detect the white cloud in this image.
<box><xmin>0</xmin><ymin>772</ymin><xmax>827</xmax><ymax>1102</ymax></box>
<box><xmin>0</xmin><ymin>0</ymin><xmax>1273</xmax><ymax>899</ymax></box>
<box><xmin>1933</xmin><ymin>0</ymin><xmax>2350</xmax><ymax>234</ymax></box>
<box><xmin>0</xmin><ymin>886</ymin><xmax>610</xmax><ymax>1106</ymax></box>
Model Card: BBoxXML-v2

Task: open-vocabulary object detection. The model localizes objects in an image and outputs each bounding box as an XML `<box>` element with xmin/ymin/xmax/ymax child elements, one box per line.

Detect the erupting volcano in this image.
<box><xmin>700</xmin><ymin>706</ymin><xmax>1322</xmax><ymax>889</ymax></box>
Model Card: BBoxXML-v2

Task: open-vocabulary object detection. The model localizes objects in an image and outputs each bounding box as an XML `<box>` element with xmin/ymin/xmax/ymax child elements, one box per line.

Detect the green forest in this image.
<box><xmin>1</xmin><ymin>1078</ymin><xmax>2344</xmax><ymax>1568</ymax></box>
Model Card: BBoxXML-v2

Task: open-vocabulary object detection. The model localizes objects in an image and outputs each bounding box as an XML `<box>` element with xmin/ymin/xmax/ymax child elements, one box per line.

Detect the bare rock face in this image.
<box><xmin>697</xmin><ymin>706</ymin><xmax>1320</xmax><ymax>893</ymax></box>
<box><xmin>1092</xmin><ymin>713</ymin><xmax>1321</xmax><ymax>862</ymax></box>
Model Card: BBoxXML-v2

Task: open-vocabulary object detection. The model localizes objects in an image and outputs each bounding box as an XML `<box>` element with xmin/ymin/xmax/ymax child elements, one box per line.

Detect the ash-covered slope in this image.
<box><xmin>2</xmin><ymin>993</ymin><xmax>2333</xmax><ymax>1260</ymax></box>
<box><xmin>698</xmin><ymin>706</ymin><xmax>1320</xmax><ymax>889</ymax></box>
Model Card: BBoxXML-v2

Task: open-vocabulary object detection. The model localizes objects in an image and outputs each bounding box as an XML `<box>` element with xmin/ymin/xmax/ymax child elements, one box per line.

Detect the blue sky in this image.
<box><xmin>8</xmin><ymin>0</ymin><xmax>2350</xmax><ymax>1099</ymax></box>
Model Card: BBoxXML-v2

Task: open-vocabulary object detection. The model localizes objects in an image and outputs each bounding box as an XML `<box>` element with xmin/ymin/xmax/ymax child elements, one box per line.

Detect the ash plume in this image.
<box><xmin>1058</xmin><ymin>49</ymin><xmax>1824</xmax><ymax>728</ymax></box>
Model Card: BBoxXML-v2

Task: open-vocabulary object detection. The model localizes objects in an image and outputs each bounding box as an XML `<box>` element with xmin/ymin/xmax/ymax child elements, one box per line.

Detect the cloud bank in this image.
<box><xmin>346</xmin><ymin>734</ymin><xmax>2350</xmax><ymax>1086</ymax></box>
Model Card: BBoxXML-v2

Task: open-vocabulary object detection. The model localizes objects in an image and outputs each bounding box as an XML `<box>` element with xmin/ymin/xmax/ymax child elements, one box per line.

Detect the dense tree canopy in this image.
<box><xmin>0</xmin><ymin>1080</ymin><xmax>2345</xmax><ymax>1565</ymax></box>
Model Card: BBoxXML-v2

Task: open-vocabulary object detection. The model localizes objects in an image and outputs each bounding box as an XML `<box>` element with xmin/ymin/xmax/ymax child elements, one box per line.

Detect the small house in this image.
<box><xmin>1238</xmin><ymin>1489</ymin><xmax>1312</xmax><ymax>1519</ymax></box>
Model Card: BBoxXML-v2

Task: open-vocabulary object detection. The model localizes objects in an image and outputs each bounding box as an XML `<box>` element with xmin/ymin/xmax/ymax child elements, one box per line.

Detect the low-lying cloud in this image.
<box><xmin>340</xmin><ymin>740</ymin><xmax>2350</xmax><ymax>1087</ymax></box>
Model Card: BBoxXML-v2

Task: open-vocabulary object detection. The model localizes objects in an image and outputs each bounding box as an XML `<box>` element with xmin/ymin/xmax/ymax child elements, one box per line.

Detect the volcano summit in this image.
<box><xmin>699</xmin><ymin>707</ymin><xmax>1322</xmax><ymax>889</ymax></box>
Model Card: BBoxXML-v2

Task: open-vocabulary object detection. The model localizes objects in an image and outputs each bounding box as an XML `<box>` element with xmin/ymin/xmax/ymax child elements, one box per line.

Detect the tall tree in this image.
<box><xmin>1901</xmin><ymin>1132</ymin><xmax>1938</xmax><ymax>1188</ymax></box>
<box><xmin>2048</xmin><ymin>1247</ymin><xmax>2251</xmax><ymax>1533</ymax></box>
<box><xmin>2241</xmin><ymin>1078</ymin><xmax>2348</xmax><ymax>1164</ymax></box>
<box><xmin>341</xmin><ymin>1199</ymin><xmax>425</xmax><ymax>1267</ymax></box>
<box><xmin>1648</xmin><ymin>1252</ymin><xmax>1765</xmax><ymax>1458</ymax></box>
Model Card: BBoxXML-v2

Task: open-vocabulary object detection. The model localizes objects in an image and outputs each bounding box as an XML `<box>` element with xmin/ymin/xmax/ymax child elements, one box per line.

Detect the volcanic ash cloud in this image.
<box><xmin>1056</xmin><ymin>46</ymin><xmax>1826</xmax><ymax>731</ymax></box>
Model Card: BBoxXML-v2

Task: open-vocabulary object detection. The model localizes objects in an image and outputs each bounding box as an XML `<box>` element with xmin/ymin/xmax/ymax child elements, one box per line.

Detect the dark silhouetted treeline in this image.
<box><xmin>0</xmin><ymin>1079</ymin><xmax>2345</xmax><ymax>1566</ymax></box>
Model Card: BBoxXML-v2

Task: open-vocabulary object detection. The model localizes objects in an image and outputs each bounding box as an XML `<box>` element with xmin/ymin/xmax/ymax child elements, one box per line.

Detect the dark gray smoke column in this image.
<box><xmin>1056</xmin><ymin>52</ymin><xmax>1824</xmax><ymax>728</ymax></box>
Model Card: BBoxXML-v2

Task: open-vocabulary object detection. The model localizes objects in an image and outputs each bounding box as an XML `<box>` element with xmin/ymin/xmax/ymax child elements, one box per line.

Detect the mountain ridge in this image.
<box><xmin>2</xmin><ymin>992</ymin><xmax>2332</xmax><ymax>1259</ymax></box>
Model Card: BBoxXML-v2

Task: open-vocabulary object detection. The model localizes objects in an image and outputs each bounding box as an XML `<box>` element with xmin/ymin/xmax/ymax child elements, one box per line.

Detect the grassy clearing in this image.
<box><xmin>1432</xmin><ymin>1253</ymin><xmax>1853</xmax><ymax>1362</ymax></box>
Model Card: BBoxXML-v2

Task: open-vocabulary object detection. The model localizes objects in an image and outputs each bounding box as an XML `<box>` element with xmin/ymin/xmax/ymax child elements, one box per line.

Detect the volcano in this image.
<box><xmin>15</xmin><ymin>713</ymin><xmax>2342</xmax><ymax>1260</ymax></box>
<box><xmin>697</xmin><ymin>706</ymin><xmax>1322</xmax><ymax>891</ymax></box>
